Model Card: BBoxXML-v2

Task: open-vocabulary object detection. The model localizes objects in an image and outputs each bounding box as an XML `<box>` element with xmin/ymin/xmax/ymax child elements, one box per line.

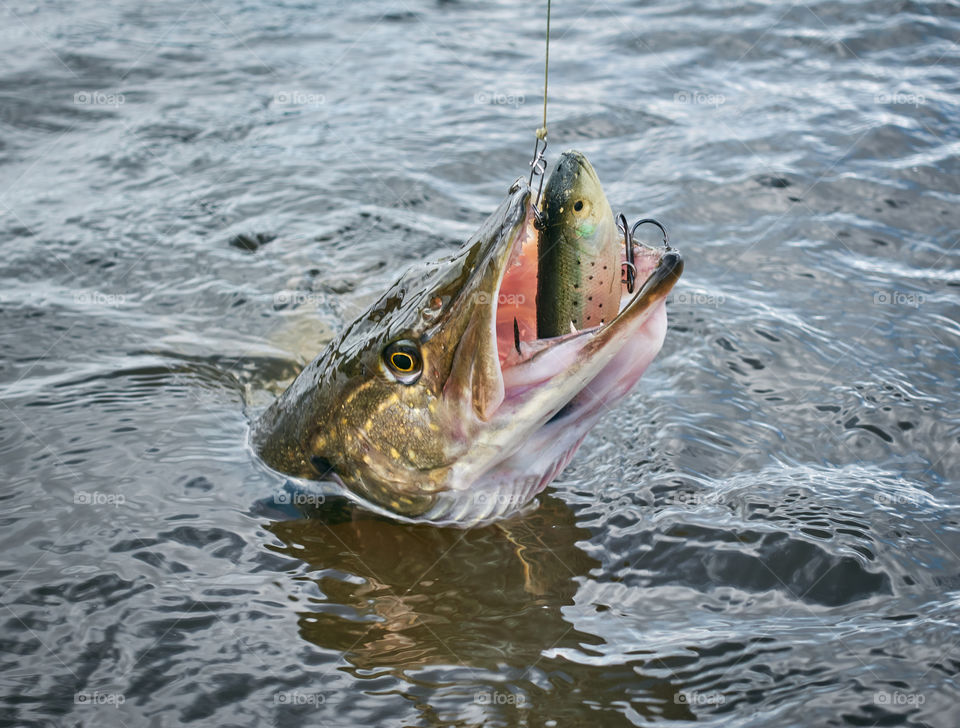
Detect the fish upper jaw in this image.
<box><xmin>432</xmin><ymin>179</ymin><xmax>534</xmax><ymax>424</ymax></box>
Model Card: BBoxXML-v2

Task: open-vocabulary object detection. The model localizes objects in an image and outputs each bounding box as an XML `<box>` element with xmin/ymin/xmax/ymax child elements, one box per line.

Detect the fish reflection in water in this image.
<box><xmin>263</xmin><ymin>494</ymin><xmax>704</xmax><ymax>723</ymax></box>
<box><xmin>266</xmin><ymin>494</ymin><xmax>597</xmax><ymax>666</ymax></box>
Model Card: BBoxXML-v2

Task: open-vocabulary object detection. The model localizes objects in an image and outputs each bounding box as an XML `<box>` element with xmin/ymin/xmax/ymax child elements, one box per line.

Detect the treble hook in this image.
<box><xmin>617</xmin><ymin>214</ymin><xmax>635</xmax><ymax>293</ymax></box>
<box><xmin>630</xmin><ymin>218</ymin><xmax>669</xmax><ymax>247</ymax></box>
<box><xmin>528</xmin><ymin>135</ymin><xmax>548</xmax><ymax>227</ymax></box>
<box><xmin>619</xmin><ymin>215</ymin><xmax>669</xmax><ymax>294</ymax></box>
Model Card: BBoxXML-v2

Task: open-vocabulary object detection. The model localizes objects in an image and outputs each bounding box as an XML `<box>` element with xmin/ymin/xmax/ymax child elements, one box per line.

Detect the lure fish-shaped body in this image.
<box><xmin>536</xmin><ymin>151</ymin><xmax>622</xmax><ymax>338</ymax></box>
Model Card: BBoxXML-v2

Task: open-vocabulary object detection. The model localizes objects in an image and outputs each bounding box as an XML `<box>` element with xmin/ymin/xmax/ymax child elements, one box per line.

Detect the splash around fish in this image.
<box><xmin>253</xmin><ymin>151</ymin><xmax>682</xmax><ymax>527</ymax></box>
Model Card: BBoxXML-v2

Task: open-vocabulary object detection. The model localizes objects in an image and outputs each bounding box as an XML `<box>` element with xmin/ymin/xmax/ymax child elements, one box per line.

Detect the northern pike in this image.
<box><xmin>253</xmin><ymin>152</ymin><xmax>682</xmax><ymax>527</ymax></box>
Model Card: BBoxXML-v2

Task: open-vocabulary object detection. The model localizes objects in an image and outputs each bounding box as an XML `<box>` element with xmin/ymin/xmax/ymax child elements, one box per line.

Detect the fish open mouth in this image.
<box><xmin>489</xmin><ymin>199</ymin><xmax>683</xmax><ymax>415</ymax></box>
<box><xmin>416</xmin><ymin>190</ymin><xmax>683</xmax><ymax>525</ymax></box>
<box><xmin>254</xmin><ymin>169</ymin><xmax>682</xmax><ymax>529</ymax></box>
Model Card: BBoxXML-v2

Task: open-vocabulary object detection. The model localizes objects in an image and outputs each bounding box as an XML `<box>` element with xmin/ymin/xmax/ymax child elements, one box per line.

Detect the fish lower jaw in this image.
<box><xmin>419</xmin><ymin>297</ymin><xmax>666</xmax><ymax>528</ymax></box>
<box><xmin>414</xmin><ymin>441</ymin><xmax>585</xmax><ymax>527</ymax></box>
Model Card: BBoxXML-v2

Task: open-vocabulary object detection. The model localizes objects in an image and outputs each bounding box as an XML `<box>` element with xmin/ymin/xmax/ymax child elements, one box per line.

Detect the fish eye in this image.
<box><xmin>383</xmin><ymin>340</ymin><xmax>422</xmax><ymax>384</ymax></box>
<box><xmin>573</xmin><ymin>200</ymin><xmax>584</xmax><ymax>212</ymax></box>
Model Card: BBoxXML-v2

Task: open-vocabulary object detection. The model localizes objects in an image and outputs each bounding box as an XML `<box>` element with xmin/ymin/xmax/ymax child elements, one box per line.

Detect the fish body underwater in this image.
<box><xmin>253</xmin><ymin>152</ymin><xmax>682</xmax><ymax>527</ymax></box>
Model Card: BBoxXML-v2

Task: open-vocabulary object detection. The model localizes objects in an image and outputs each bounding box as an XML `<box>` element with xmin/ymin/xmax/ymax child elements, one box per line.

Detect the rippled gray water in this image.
<box><xmin>2</xmin><ymin>0</ymin><xmax>959</xmax><ymax>726</ymax></box>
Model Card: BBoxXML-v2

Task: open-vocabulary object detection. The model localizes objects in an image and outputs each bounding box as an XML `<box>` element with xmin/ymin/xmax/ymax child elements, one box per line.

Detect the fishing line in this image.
<box><xmin>539</xmin><ymin>0</ymin><xmax>551</xmax><ymax>141</ymax></box>
<box><xmin>528</xmin><ymin>0</ymin><xmax>551</xmax><ymax>212</ymax></box>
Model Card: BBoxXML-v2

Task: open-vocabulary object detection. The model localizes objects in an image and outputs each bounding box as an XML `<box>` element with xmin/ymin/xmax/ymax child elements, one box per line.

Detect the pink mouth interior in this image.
<box><xmin>495</xmin><ymin>217</ymin><xmax>540</xmax><ymax>364</ymax></box>
<box><xmin>493</xmin><ymin>216</ymin><xmax>662</xmax><ymax>370</ymax></box>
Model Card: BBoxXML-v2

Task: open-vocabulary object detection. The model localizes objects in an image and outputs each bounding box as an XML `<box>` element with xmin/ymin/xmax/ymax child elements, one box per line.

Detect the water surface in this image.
<box><xmin>2</xmin><ymin>0</ymin><xmax>959</xmax><ymax>725</ymax></box>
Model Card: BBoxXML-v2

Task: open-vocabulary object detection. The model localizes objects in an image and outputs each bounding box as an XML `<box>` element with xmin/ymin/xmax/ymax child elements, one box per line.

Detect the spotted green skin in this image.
<box><xmin>536</xmin><ymin>151</ymin><xmax>621</xmax><ymax>339</ymax></box>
